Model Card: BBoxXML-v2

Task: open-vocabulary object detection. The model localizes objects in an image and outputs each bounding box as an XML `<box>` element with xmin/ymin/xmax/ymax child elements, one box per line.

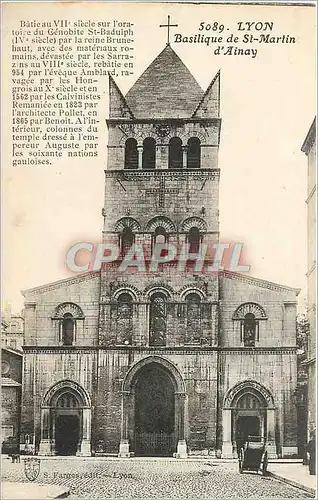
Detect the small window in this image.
<box><xmin>243</xmin><ymin>313</ymin><xmax>257</xmax><ymax>347</ymax></box>
<box><xmin>169</xmin><ymin>137</ymin><xmax>182</xmax><ymax>169</ymax></box>
<box><xmin>188</xmin><ymin>227</ymin><xmax>201</xmax><ymax>253</ymax></box>
<box><xmin>186</xmin><ymin>293</ymin><xmax>201</xmax><ymax>343</ymax></box>
<box><xmin>187</xmin><ymin>137</ymin><xmax>201</xmax><ymax>168</ymax></box>
<box><xmin>62</xmin><ymin>313</ymin><xmax>74</xmax><ymax>346</ymax></box>
<box><xmin>124</xmin><ymin>138</ymin><xmax>138</xmax><ymax>169</ymax></box>
<box><xmin>117</xmin><ymin>293</ymin><xmax>133</xmax><ymax>345</ymax></box>
<box><xmin>121</xmin><ymin>227</ymin><xmax>134</xmax><ymax>256</ymax></box>
<box><xmin>154</xmin><ymin>227</ymin><xmax>167</xmax><ymax>245</ymax></box>
<box><xmin>152</xmin><ymin>227</ymin><xmax>168</xmax><ymax>257</ymax></box>
<box><xmin>1</xmin><ymin>361</ymin><xmax>10</xmax><ymax>376</ymax></box>
<box><xmin>142</xmin><ymin>137</ymin><xmax>156</xmax><ymax>169</ymax></box>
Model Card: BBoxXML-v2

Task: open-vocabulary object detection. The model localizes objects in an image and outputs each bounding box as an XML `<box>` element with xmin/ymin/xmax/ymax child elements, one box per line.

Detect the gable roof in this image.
<box><xmin>2</xmin><ymin>346</ymin><xmax>23</xmax><ymax>357</ymax></box>
<box><xmin>125</xmin><ymin>45</ymin><xmax>204</xmax><ymax>119</ymax></box>
<box><xmin>2</xmin><ymin>377</ymin><xmax>22</xmax><ymax>387</ymax></box>
<box><xmin>301</xmin><ymin>117</ymin><xmax>316</xmax><ymax>155</ymax></box>
<box><xmin>21</xmin><ymin>271</ymin><xmax>100</xmax><ymax>296</ymax></box>
<box><xmin>192</xmin><ymin>70</ymin><xmax>220</xmax><ymax>119</ymax></box>
<box><xmin>109</xmin><ymin>74</ymin><xmax>135</xmax><ymax>119</ymax></box>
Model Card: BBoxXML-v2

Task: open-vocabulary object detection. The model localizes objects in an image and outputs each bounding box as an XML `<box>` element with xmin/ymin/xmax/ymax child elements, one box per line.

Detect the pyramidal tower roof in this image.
<box><xmin>125</xmin><ymin>45</ymin><xmax>204</xmax><ymax>119</ymax></box>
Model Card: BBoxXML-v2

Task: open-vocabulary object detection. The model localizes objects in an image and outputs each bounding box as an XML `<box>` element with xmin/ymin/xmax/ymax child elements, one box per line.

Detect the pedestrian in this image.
<box><xmin>307</xmin><ymin>431</ymin><xmax>316</xmax><ymax>475</ymax></box>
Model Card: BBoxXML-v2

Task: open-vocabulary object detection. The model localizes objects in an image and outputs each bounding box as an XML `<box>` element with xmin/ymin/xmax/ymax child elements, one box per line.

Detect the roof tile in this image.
<box><xmin>125</xmin><ymin>45</ymin><xmax>204</xmax><ymax>119</ymax></box>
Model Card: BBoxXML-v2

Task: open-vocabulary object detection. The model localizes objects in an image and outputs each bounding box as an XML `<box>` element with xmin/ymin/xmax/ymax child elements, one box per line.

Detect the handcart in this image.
<box><xmin>238</xmin><ymin>435</ymin><xmax>268</xmax><ymax>475</ymax></box>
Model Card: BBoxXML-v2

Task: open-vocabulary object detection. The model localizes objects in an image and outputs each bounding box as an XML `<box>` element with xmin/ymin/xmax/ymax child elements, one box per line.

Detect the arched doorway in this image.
<box><xmin>135</xmin><ymin>364</ymin><xmax>175</xmax><ymax>456</ymax></box>
<box><xmin>233</xmin><ymin>391</ymin><xmax>266</xmax><ymax>453</ymax></box>
<box><xmin>54</xmin><ymin>391</ymin><xmax>81</xmax><ymax>455</ymax></box>
<box><xmin>119</xmin><ymin>356</ymin><xmax>187</xmax><ymax>458</ymax></box>
<box><xmin>39</xmin><ymin>380</ymin><xmax>91</xmax><ymax>456</ymax></box>
<box><xmin>222</xmin><ymin>380</ymin><xmax>276</xmax><ymax>458</ymax></box>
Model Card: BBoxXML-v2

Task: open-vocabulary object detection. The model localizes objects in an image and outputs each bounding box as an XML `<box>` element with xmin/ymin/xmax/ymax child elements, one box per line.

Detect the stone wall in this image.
<box><xmin>1</xmin><ymin>387</ymin><xmax>20</xmax><ymax>440</ymax></box>
<box><xmin>103</xmin><ymin>170</ymin><xmax>220</xmax><ymax>235</ymax></box>
<box><xmin>94</xmin><ymin>350</ymin><xmax>218</xmax><ymax>454</ymax></box>
<box><xmin>20</xmin><ymin>349</ymin><xmax>97</xmax><ymax>449</ymax></box>
<box><xmin>23</xmin><ymin>273</ymin><xmax>100</xmax><ymax>346</ymax></box>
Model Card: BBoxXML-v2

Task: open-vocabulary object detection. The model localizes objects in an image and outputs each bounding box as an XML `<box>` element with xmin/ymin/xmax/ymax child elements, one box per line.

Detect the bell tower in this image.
<box><xmin>97</xmin><ymin>40</ymin><xmax>222</xmax><ymax>457</ymax></box>
<box><xmin>103</xmin><ymin>42</ymin><xmax>221</xmax><ymax>250</ymax></box>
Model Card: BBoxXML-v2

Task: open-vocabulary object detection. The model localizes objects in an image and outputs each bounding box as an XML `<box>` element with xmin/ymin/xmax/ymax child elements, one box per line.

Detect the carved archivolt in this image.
<box><xmin>181</xmin><ymin>217</ymin><xmax>207</xmax><ymax>232</ymax></box>
<box><xmin>233</xmin><ymin>302</ymin><xmax>267</xmax><ymax>320</ymax></box>
<box><xmin>179</xmin><ymin>287</ymin><xmax>207</xmax><ymax>300</ymax></box>
<box><xmin>52</xmin><ymin>302</ymin><xmax>84</xmax><ymax>319</ymax></box>
<box><xmin>42</xmin><ymin>379</ymin><xmax>91</xmax><ymax>408</ymax></box>
<box><xmin>114</xmin><ymin>217</ymin><xmax>141</xmax><ymax>232</ymax></box>
<box><xmin>223</xmin><ymin>380</ymin><xmax>275</xmax><ymax>409</ymax></box>
<box><xmin>122</xmin><ymin>355</ymin><xmax>186</xmax><ymax>394</ymax></box>
<box><xmin>145</xmin><ymin>216</ymin><xmax>176</xmax><ymax>232</ymax></box>
<box><xmin>112</xmin><ymin>286</ymin><xmax>140</xmax><ymax>301</ymax></box>
<box><xmin>144</xmin><ymin>283</ymin><xmax>174</xmax><ymax>299</ymax></box>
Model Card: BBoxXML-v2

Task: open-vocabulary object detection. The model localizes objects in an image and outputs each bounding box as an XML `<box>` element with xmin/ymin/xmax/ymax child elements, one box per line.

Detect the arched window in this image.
<box><xmin>185</xmin><ymin>293</ymin><xmax>201</xmax><ymax>344</ymax></box>
<box><xmin>62</xmin><ymin>313</ymin><xmax>74</xmax><ymax>346</ymax></box>
<box><xmin>121</xmin><ymin>227</ymin><xmax>134</xmax><ymax>256</ymax></box>
<box><xmin>233</xmin><ymin>303</ymin><xmax>266</xmax><ymax>346</ymax></box>
<box><xmin>188</xmin><ymin>227</ymin><xmax>201</xmax><ymax>253</ymax></box>
<box><xmin>154</xmin><ymin>227</ymin><xmax>167</xmax><ymax>245</ymax></box>
<box><xmin>142</xmin><ymin>137</ymin><xmax>156</xmax><ymax>169</ymax></box>
<box><xmin>243</xmin><ymin>313</ymin><xmax>257</xmax><ymax>347</ymax></box>
<box><xmin>117</xmin><ymin>293</ymin><xmax>133</xmax><ymax>345</ymax></box>
<box><xmin>124</xmin><ymin>138</ymin><xmax>138</xmax><ymax>169</ymax></box>
<box><xmin>149</xmin><ymin>293</ymin><xmax>167</xmax><ymax>346</ymax></box>
<box><xmin>187</xmin><ymin>137</ymin><xmax>201</xmax><ymax>168</ymax></box>
<box><xmin>53</xmin><ymin>303</ymin><xmax>84</xmax><ymax>346</ymax></box>
<box><xmin>152</xmin><ymin>227</ymin><xmax>168</xmax><ymax>258</ymax></box>
<box><xmin>169</xmin><ymin>137</ymin><xmax>182</xmax><ymax>169</ymax></box>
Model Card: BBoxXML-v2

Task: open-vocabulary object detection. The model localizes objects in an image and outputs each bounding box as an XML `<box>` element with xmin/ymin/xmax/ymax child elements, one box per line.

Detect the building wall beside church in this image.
<box><xmin>20</xmin><ymin>273</ymin><xmax>100</xmax><ymax>450</ymax></box>
<box><xmin>301</xmin><ymin>118</ymin><xmax>316</xmax><ymax>438</ymax></box>
<box><xmin>219</xmin><ymin>273</ymin><xmax>298</xmax><ymax>456</ymax></box>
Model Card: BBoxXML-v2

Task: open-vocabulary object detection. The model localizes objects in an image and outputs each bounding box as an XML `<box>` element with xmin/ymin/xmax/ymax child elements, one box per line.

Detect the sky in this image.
<box><xmin>2</xmin><ymin>2</ymin><xmax>316</xmax><ymax>312</ymax></box>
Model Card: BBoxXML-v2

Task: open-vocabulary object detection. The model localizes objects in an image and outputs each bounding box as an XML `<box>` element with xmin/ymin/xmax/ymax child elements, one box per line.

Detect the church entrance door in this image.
<box><xmin>236</xmin><ymin>416</ymin><xmax>260</xmax><ymax>443</ymax></box>
<box><xmin>55</xmin><ymin>414</ymin><xmax>80</xmax><ymax>456</ymax></box>
<box><xmin>134</xmin><ymin>364</ymin><xmax>175</xmax><ymax>456</ymax></box>
<box><xmin>233</xmin><ymin>392</ymin><xmax>266</xmax><ymax>455</ymax></box>
<box><xmin>39</xmin><ymin>381</ymin><xmax>92</xmax><ymax>456</ymax></box>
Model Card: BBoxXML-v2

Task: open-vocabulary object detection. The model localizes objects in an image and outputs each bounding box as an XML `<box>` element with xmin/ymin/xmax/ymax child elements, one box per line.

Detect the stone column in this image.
<box><xmin>182</xmin><ymin>147</ymin><xmax>187</xmax><ymax>168</ymax></box>
<box><xmin>138</xmin><ymin>302</ymin><xmax>148</xmax><ymax>346</ymax></box>
<box><xmin>137</xmin><ymin>146</ymin><xmax>143</xmax><ymax>169</ymax></box>
<box><xmin>266</xmin><ymin>408</ymin><xmax>277</xmax><ymax>458</ymax></box>
<box><xmin>118</xmin><ymin>391</ymin><xmax>131</xmax><ymax>457</ymax></box>
<box><xmin>38</xmin><ymin>408</ymin><xmax>52</xmax><ymax>455</ymax></box>
<box><xmin>174</xmin><ymin>393</ymin><xmax>187</xmax><ymax>458</ymax></box>
<box><xmin>78</xmin><ymin>408</ymin><xmax>91</xmax><ymax>456</ymax></box>
<box><xmin>51</xmin><ymin>410</ymin><xmax>56</xmax><ymax>455</ymax></box>
<box><xmin>222</xmin><ymin>409</ymin><xmax>233</xmax><ymax>458</ymax></box>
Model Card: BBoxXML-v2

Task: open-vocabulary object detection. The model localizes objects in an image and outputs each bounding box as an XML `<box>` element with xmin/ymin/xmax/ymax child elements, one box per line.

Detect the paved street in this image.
<box><xmin>1</xmin><ymin>457</ymin><xmax>314</xmax><ymax>499</ymax></box>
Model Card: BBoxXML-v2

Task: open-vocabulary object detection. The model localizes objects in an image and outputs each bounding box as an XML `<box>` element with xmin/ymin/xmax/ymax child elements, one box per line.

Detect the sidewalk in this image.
<box><xmin>268</xmin><ymin>463</ymin><xmax>316</xmax><ymax>496</ymax></box>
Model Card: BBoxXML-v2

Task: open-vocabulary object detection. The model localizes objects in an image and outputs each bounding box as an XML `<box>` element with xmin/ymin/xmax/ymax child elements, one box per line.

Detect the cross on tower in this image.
<box><xmin>145</xmin><ymin>176</ymin><xmax>179</xmax><ymax>209</ymax></box>
<box><xmin>159</xmin><ymin>15</ymin><xmax>178</xmax><ymax>46</ymax></box>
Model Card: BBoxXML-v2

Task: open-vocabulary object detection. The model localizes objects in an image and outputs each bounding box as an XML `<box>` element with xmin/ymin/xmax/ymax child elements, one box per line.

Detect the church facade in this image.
<box><xmin>21</xmin><ymin>45</ymin><xmax>299</xmax><ymax>459</ymax></box>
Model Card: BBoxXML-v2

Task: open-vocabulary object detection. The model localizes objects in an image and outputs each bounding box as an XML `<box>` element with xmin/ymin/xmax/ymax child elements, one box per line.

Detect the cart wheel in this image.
<box><xmin>262</xmin><ymin>451</ymin><xmax>268</xmax><ymax>476</ymax></box>
<box><xmin>239</xmin><ymin>448</ymin><xmax>244</xmax><ymax>473</ymax></box>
